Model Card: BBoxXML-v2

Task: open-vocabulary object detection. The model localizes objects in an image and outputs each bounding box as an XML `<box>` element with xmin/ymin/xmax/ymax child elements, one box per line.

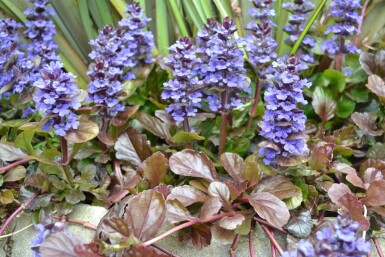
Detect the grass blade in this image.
<box><xmin>183</xmin><ymin>0</ymin><xmax>204</xmax><ymax>29</ymax></box>
<box><xmin>110</xmin><ymin>0</ymin><xmax>129</xmax><ymax>17</ymax></box>
<box><xmin>155</xmin><ymin>0</ymin><xmax>170</xmax><ymax>55</ymax></box>
<box><xmin>77</xmin><ymin>0</ymin><xmax>98</xmax><ymax>41</ymax></box>
<box><xmin>290</xmin><ymin>0</ymin><xmax>327</xmax><ymax>55</ymax></box>
<box><xmin>168</xmin><ymin>0</ymin><xmax>190</xmax><ymax>37</ymax></box>
<box><xmin>0</xmin><ymin>0</ymin><xmax>27</xmax><ymax>23</ymax></box>
<box><xmin>200</xmin><ymin>0</ymin><xmax>213</xmax><ymax>20</ymax></box>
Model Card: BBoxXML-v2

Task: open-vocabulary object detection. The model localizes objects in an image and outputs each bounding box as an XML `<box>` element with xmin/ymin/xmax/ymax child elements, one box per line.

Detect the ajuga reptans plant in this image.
<box><xmin>244</xmin><ymin>0</ymin><xmax>278</xmax><ymax>78</ymax></box>
<box><xmin>282</xmin><ymin>214</ymin><xmax>370</xmax><ymax>257</ymax></box>
<box><xmin>197</xmin><ymin>17</ymin><xmax>250</xmax><ymax>154</ymax></box>
<box><xmin>283</xmin><ymin>0</ymin><xmax>316</xmax><ymax>64</ymax></box>
<box><xmin>244</xmin><ymin>0</ymin><xmax>278</xmax><ymax>129</ymax></box>
<box><xmin>322</xmin><ymin>0</ymin><xmax>361</xmax><ymax>70</ymax></box>
<box><xmin>259</xmin><ymin>56</ymin><xmax>310</xmax><ymax>165</ymax></box>
<box><xmin>162</xmin><ymin>37</ymin><xmax>202</xmax><ymax>127</ymax></box>
<box><xmin>88</xmin><ymin>3</ymin><xmax>154</xmax><ymax>118</ymax></box>
<box><xmin>33</xmin><ymin>61</ymin><xmax>80</xmax><ymax>136</ymax></box>
<box><xmin>0</xmin><ymin>19</ymin><xmax>22</xmax><ymax>91</ymax></box>
<box><xmin>24</xmin><ymin>0</ymin><xmax>60</xmax><ymax>64</ymax></box>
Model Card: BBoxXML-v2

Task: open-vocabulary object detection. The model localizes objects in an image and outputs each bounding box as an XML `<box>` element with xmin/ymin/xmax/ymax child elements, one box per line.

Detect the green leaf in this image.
<box><xmin>171</xmin><ymin>131</ymin><xmax>205</xmax><ymax>144</ymax></box>
<box><xmin>1</xmin><ymin>119</ymin><xmax>31</xmax><ymax>128</ymax></box>
<box><xmin>15</xmin><ymin>130</ymin><xmax>35</xmax><ymax>154</ymax></box>
<box><xmin>65</xmin><ymin>189</ymin><xmax>86</xmax><ymax>204</ymax></box>
<box><xmin>80</xmin><ymin>164</ymin><xmax>97</xmax><ymax>183</ymax></box>
<box><xmin>312</xmin><ymin>87</ymin><xmax>337</xmax><ymax>123</ymax></box>
<box><xmin>168</xmin><ymin>0</ymin><xmax>190</xmax><ymax>37</ymax></box>
<box><xmin>4</xmin><ymin>166</ymin><xmax>26</xmax><ymax>182</ymax></box>
<box><xmin>349</xmin><ymin>88</ymin><xmax>369</xmax><ymax>103</ymax></box>
<box><xmin>0</xmin><ymin>142</ymin><xmax>27</xmax><ymax>162</ymax></box>
<box><xmin>323</xmin><ymin>69</ymin><xmax>346</xmax><ymax>93</ymax></box>
<box><xmin>64</xmin><ymin>120</ymin><xmax>99</xmax><ymax>143</ymax></box>
<box><xmin>336</xmin><ymin>97</ymin><xmax>355</xmax><ymax>118</ymax></box>
<box><xmin>285</xmin><ymin>211</ymin><xmax>313</xmax><ymax>238</ymax></box>
<box><xmin>290</xmin><ymin>0</ymin><xmax>327</xmax><ymax>55</ymax></box>
<box><xmin>0</xmin><ymin>190</ymin><xmax>14</xmax><ymax>204</ymax></box>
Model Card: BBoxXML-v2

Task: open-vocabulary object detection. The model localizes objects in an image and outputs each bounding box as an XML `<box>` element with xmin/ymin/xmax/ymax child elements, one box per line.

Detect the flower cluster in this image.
<box><xmin>31</xmin><ymin>221</ymin><xmax>65</xmax><ymax>257</ymax></box>
<box><xmin>282</xmin><ymin>214</ymin><xmax>371</xmax><ymax>257</ymax></box>
<box><xmin>283</xmin><ymin>0</ymin><xmax>315</xmax><ymax>63</ymax></box>
<box><xmin>198</xmin><ymin>17</ymin><xmax>250</xmax><ymax>112</ymax></box>
<box><xmin>259</xmin><ymin>56</ymin><xmax>310</xmax><ymax>165</ymax></box>
<box><xmin>322</xmin><ymin>0</ymin><xmax>361</xmax><ymax>55</ymax></box>
<box><xmin>24</xmin><ymin>0</ymin><xmax>60</xmax><ymax>63</ymax></box>
<box><xmin>244</xmin><ymin>0</ymin><xmax>278</xmax><ymax>78</ymax></box>
<box><xmin>118</xmin><ymin>3</ymin><xmax>155</xmax><ymax>67</ymax></box>
<box><xmin>33</xmin><ymin>61</ymin><xmax>80</xmax><ymax>136</ymax></box>
<box><xmin>0</xmin><ymin>19</ymin><xmax>22</xmax><ymax>90</ymax></box>
<box><xmin>161</xmin><ymin>37</ymin><xmax>202</xmax><ymax>123</ymax></box>
<box><xmin>88</xmin><ymin>3</ymin><xmax>154</xmax><ymax>118</ymax></box>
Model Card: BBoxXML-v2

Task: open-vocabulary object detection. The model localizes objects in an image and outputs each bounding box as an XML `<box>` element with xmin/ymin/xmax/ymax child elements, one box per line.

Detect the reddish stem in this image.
<box><xmin>0</xmin><ymin>191</ymin><xmax>40</xmax><ymax>235</ymax></box>
<box><xmin>229</xmin><ymin>234</ymin><xmax>240</xmax><ymax>257</ymax></box>
<box><xmin>354</xmin><ymin>0</ymin><xmax>370</xmax><ymax>46</ymax></box>
<box><xmin>253</xmin><ymin>217</ymin><xmax>287</xmax><ymax>234</ymax></box>
<box><xmin>373</xmin><ymin>237</ymin><xmax>384</xmax><ymax>257</ymax></box>
<box><xmin>249</xmin><ymin>221</ymin><xmax>256</xmax><ymax>257</ymax></box>
<box><xmin>0</xmin><ymin>158</ymin><xmax>33</xmax><ymax>175</ymax></box>
<box><xmin>246</xmin><ymin>79</ymin><xmax>261</xmax><ymax>130</ymax></box>
<box><xmin>260</xmin><ymin>224</ymin><xmax>283</xmax><ymax>255</ymax></box>
<box><xmin>182</xmin><ymin>114</ymin><xmax>192</xmax><ymax>149</ymax></box>
<box><xmin>141</xmin><ymin>210</ymin><xmax>253</xmax><ymax>247</ymax></box>
<box><xmin>335</xmin><ymin>37</ymin><xmax>345</xmax><ymax>72</ymax></box>
<box><xmin>270</xmin><ymin>229</ymin><xmax>276</xmax><ymax>257</ymax></box>
<box><xmin>53</xmin><ymin>216</ymin><xmax>97</xmax><ymax>231</ymax></box>
<box><xmin>219</xmin><ymin>89</ymin><xmax>229</xmax><ymax>155</ymax></box>
<box><xmin>152</xmin><ymin>243</ymin><xmax>181</xmax><ymax>257</ymax></box>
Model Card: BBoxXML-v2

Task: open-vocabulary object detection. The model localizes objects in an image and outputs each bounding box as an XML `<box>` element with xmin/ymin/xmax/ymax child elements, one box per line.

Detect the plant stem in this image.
<box><xmin>60</xmin><ymin>136</ymin><xmax>69</xmax><ymax>164</ymax></box>
<box><xmin>373</xmin><ymin>237</ymin><xmax>384</xmax><ymax>257</ymax></box>
<box><xmin>253</xmin><ymin>217</ymin><xmax>287</xmax><ymax>234</ymax></box>
<box><xmin>0</xmin><ymin>158</ymin><xmax>33</xmax><ymax>175</ymax></box>
<box><xmin>354</xmin><ymin>0</ymin><xmax>370</xmax><ymax>46</ymax></box>
<box><xmin>229</xmin><ymin>233</ymin><xmax>240</xmax><ymax>257</ymax></box>
<box><xmin>219</xmin><ymin>89</ymin><xmax>229</xmax><ymax>155</ymax></box>
<box><xmin>60</xmin><ymin>136</ymin><xmax>74</xmax><ymax>187</ymax></box>
<box><xmin>152</xmin><ymin>243</ymin><xmax>181</xmax><ymax>257</ymax></box>
<box><xmin>246</xmin><ymin>78</ymin><xmax>261</xmax><ymax>130</ymax></box>
<box><xmin>141</xmin><ymin>210</ymin><xmax>253</xmax><ymax>247</ymax></box>
<box><xmin>249</xmin><ymin>220</ymin><xmax>256</xmax><ymax>257</ymax></box>
<box><xmin>0</xmin><ymin>191</ymin><xmax>40</xmax><ymax>235</ymax></box>
<box><xmin>183</xmin><ymin>111</ymin><xmax>192</xmax><ymax>149</ymax></box>
<box><xmin>53</xmin><ymin>216</ymin><xmax>97</xmax><ymax>231</ymax></box>
<box><xmin>335</xmin><ymin>37</ymin><xmax>345</xmax><ymax>72</ymax></box>
<box><xmin>260</xmin><ymin>224</ymin><xmax>283</xmax><ymax>255</ymax></box>
<box><xmin>270</xmin><ymin>229</ymin><xmax>276</xmax><ymax>257</ymax></box>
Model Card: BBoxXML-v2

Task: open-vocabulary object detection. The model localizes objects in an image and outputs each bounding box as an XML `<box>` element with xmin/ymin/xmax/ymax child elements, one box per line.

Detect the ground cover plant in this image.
<box><xmin>0</xmin><ymin>0</ymin><xmax>385</xmax><ymax>256</ymax></box>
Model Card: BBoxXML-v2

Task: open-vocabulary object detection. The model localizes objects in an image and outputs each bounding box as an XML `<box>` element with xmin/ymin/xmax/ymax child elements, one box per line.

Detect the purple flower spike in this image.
<box><xmin>259</xmin><ymin>56</ymin><xmax>310</xmax><ymax>165</ymax></box>
<box><xmin>119</xmin><ymin>3</ymin><xmax>155</xmax><ymax>66</ymax></box>
<box><xmin>283</xmin><ymin>0</ymin><xmax>316</xmax><ymax>64</ymax></box>
<box><xmin>33</xmin><ymin>61</ymin><xmax>80</xmax><ymax>136</ymax></box>
<box><xmin>88</xmin><ymin>3</ymin><xmax>154</xmax><ymax>118</ymax></box>
<box><xmin>282</xmin><ymin>214</ymin><xmax>370</xmax><ymax>257</ymax></box>
<box><xmin>0</xmin><ymin>19</ymin><xmax>23</xmax><ymax>90</ymax></box>
<box><xmin>244</xmin><ymin>0</ymin><xmax>278</xmax><ymax>79</ymax></box>
<box><xmin>24</xmin><ymin>0</ymin><xmax>60</xmax><ymax>64</ymax></box>
<box><xmin>198</xmin><ymin>17</ymin><xmax>250</xmax><ymax>112</ymax></box>
<box><xmin>162</xmin><ymin>37</ymin><xmax>203</xmax><ymax>123</ymax></box>
<box><xmin>322</xmin><ymin>0</ymin><xmax>361</xmax><ymax>55</ymax></box>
